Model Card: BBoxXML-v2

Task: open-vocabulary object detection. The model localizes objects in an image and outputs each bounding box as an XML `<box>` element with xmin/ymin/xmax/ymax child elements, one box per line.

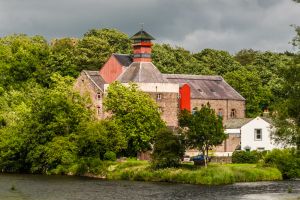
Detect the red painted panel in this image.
<box><xmin>99</xmin><ymin>55</ymin><xmax>125</xmax><ymax>83</ymax></box>
<box><xmin>179</xmin><ymin>84</ymin><xmax>191</xmax><ymax>111</ymax></box>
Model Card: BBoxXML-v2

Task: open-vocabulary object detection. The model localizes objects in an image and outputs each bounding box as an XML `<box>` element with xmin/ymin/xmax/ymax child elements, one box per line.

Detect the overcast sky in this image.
<box><xmin>0</xmin><ymin>0</ymin><xmax>300</xmax><ymax>53</ymax></box>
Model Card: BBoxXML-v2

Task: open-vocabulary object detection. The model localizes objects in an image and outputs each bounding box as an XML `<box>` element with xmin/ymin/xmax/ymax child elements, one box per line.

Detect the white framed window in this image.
<box><xmin>156</xmin><ymin>93</ymin><xmax>162</xmax><ymax>100</ymax></box>
<box><xmin>254</xmin><ymin>129</ymin><xmax>262</xmax><ymax>141</ymax></box>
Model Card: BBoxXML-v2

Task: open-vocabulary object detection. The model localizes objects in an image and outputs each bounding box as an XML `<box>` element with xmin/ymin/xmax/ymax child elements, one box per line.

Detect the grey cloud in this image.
<box><xmin>0</xmin><ymin>0</ymin><xmax>299</xmax><ymax>53</ymax></box>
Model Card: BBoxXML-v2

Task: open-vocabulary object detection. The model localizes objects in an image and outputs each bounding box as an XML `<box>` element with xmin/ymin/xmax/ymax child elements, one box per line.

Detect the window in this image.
<box><xmin>198</xmin><ymin>89</ymin><xmax>202</xmax><ymax>92</ymax></box>
<box><xmin>96</xmin><ymin>92</ymin><xmax>101</xmax><ymax>101</ymax></box>
<box><xmin>254</xmin><ymin>129</ymin><xmax>262</xmax><ymax>141</ymax></box>
<box><xmin>156</xmin><ymin>93</ymin><xmax>162</xmax><ymax>100</ymax></box>
<box><xmin>218</xmin><ymin>108</ymin><xmax>223</xmax><ymax>117</ymax></box>
<box><xmin>230</xmin><ymin>109</ymin><xmax>236</xmax><ymax>118</ymax></box>
<box><xmin>192</xmin><ymin>107</ymin><xmax>197</xmax><ymax>114</ymax></box>
<box><xmin>257</xmin><ymin>147</ymin><xmax>265</xmax><ymax>151</ymax></box>
<box><xmin>97</xmin><ymin>106</ymin><xmax>101</xmax><ymax>116</ymax></box>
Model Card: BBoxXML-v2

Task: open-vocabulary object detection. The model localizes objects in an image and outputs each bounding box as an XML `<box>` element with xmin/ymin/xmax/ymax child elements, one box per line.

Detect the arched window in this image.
<box><xmin>230</xmin><ymin>109</ymin><xmax>236</xmax><ymax>118</ymax></box>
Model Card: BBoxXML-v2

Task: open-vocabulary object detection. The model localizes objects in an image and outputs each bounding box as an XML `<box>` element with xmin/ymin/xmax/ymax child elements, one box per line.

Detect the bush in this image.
<box><xmin>263</xmin><ymin>148</ymin><xmax>300</xmax><ymax>179</ymax></box>
<box><xmin>151</xmin><ymin>129</ymin><xmax>185</xmax><ymax>169</ymax></box>
<box><xmin>232</xmin><ymin>150</ymin><xmax>265</xmax><ymax>164</ymax></box>
<box><xmin>104</xmin><ymin>151</ymin><xmax>117</xmax><ymax>161</ymax></box>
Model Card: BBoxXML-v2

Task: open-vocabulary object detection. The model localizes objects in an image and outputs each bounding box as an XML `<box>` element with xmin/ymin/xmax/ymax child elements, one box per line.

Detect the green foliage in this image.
<box><xmin>193</xmin><ymin>48</ymin><xmax>242</xmax><ymax>75</ymax></box>
<box><xmin>179</xmin><ymin>104</ymin><xmax>226</xmax><ymax>166</ymax></box>
<box><xmin>104</xmin><ymin>82</ymin><xmax>165</xmax><ymax>156</ymax></box>
<box><xmin>77</xmin><ymin>120</ymin><xmax>126</xmax><ymax>159</ymax></box>
<box><xmin>151</xmin><ymin>129</ymin><xmax>185</xmax><ymax>169</ymax></box>
<box><xmin>272</xmin><ymin>56</ymin><xmax>300</xmax><ymax>151</ymax></box>
<box><xmin>232</xmin><ymin>150</ymin><xmax>265</xmax><ymax>164</ymax></box>
<box><xmin>152</xmin><ymin>44</ymin><xmax>209</xmax><ymax>74</ymax></box>
<box><xmin>0</xmin><ymin>34</ymin><xmax>50</xmax><ymax>88</ymax></box>
<box><xmin>76</xmin><ymin>28</ymin><xmax>131</xmax><ymax>70</ymax></box>
<box><xmin>106</xmin><ymin>161</ymin><xmax>281</xmax><ymax>185</ymax></box>
<box><xmin>224</xmin><ymin>67</ymin><xmax>272</xmax><ymax>117</ymax></box>
<box><xmin>104</xmin><ymin>151</ymin><xmax>117</xmax><ymax>161</ymax></box>
<box><xmin>263</xmin><ymin>148</ymin><xmax>300</xmax><ymax>179</ymax></box>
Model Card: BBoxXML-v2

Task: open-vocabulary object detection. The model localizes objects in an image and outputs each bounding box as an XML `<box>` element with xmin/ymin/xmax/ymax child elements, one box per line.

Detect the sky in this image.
<box><xmin>0</xmin><ymin>0</ymin><xmax>300</xmax><ymax>54</ymax></box>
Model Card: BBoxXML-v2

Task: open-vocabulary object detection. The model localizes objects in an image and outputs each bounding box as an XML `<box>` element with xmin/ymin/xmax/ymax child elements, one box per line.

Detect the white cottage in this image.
<box><xmin>224</xmin><ymin>117</ymin><xmax>283</xmax><ymax>152</ymax></box>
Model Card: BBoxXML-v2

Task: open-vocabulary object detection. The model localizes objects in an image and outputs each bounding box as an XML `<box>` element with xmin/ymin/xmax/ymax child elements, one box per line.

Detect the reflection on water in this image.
<box><xmin>0</xmin><ymin>173</ymin><xmax>299</xmax><ymax>200</ymax></box>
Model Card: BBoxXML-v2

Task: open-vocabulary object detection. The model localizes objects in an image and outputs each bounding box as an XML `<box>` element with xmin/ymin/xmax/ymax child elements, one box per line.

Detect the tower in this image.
<box><xmin>130</xmin><ymin>29</ymin><xmax>155</xmax><ymax>62</ymax></box>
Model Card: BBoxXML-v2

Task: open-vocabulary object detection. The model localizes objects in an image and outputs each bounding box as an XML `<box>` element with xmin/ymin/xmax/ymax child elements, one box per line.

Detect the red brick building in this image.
<box><xmin>75</xmin><ymin>29</ymin><xmax>246</xmax><ymax>152</ymax></box>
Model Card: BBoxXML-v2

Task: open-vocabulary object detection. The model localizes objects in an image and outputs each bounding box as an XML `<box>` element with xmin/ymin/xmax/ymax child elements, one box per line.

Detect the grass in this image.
<box><xmin>83</xmin><ymin>160</ymin><xmax>282</xmax><ymax>185</ymax></box>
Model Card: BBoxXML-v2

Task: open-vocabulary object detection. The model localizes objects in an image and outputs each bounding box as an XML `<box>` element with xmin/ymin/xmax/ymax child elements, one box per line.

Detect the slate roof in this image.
<box><xmin>224</xmin><ymin>118</ymin><xmax>253</xmax><ymax>129</ymax></box>
<box><xmin>113</xmin><ymin>53</ymin><xmax>132</xmax><ymax>67</ymax></box>
<box><xmin>117</xmin><ymin>62</ymin><xmax>168</xmax><ymax>83</ymax></box>
<box><xmin>163</xmin><ymin>74</ymin><xmax>245</xmax><ymax>101</ymax></box>
<box><xmin>83</xmin><ymin>70</ymin><xmax>106</xmax><ymax>91</ymax></box>
<box><xmin>130</xmin><ymin>29</ymin><xmax>155</xmax><ymax>40</ymax></box>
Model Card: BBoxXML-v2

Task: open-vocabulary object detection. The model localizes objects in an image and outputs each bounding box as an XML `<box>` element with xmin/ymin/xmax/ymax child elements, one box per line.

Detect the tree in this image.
<box><xmin>104</xmin><ymin>82</ymin><xmax>165</xmax><ymax>156</ymax></box>
<box><xmin>152</xmin><ymin>44</ymin><xmax>211</xmax><ymax>75</ymax></box>
<box><xmin>193</xmin><ymin>48</ymin><xmax>242</xmax><ymax>75</ymax></box>
<box><xmin>76</xmin><ymin>28</ymin><xmax>131</xmax><ymax>70</ymax></box>
<box><xmin>76</xmin><ymin>120</ymin><xmax>126</xmax><ymax>159</ymax></box>
<box><xmin>47</xmin><ymin>38</ymin><xmax>80</xmax><ymax>79</ymax></box>
<box><xmin>179</xmin><ymin>104</ymin><xmax>226</xmax><ymax>167</ymax></box>
<box><xmin>151</xmin><ymin>128</ymin><xmax>185</xmax><ymax>169</ymax></box>
<box><xmin>224</xmin><ymin>67</ymin><xmax>272</xmax><ymax>117</ymax></box>
<box><xmin>0</xmin><ymin>34</ymin><xmax>50</xmax><ymax>88</ymax></box>
<box><xmin>273</xmin><ymin>59</ymin><xmax>300</xmax><ymax>153</ymax></box>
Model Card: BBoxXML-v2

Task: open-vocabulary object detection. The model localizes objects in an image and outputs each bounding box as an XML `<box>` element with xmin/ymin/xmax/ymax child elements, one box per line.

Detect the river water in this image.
<box><xmin>0</xmin><ymin>174</ymin><xmax>299</xmax><ymax>200</ymax></box>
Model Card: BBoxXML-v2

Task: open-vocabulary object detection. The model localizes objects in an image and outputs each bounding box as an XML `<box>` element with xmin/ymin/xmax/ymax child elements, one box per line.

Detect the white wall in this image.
<box><xmin>241</xmin><ymin>117</ymin><xmax>282</xmax><ymax>151</ymax></box>
<box><xmin>104</xmin><ymin>83</ymin><xmax>179</xmax><ymax>93</ymax></box>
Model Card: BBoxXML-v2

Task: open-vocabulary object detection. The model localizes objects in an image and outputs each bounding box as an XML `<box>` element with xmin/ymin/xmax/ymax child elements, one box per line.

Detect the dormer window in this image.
<box><xmin>198</xmin><ymin>89</ymin><xmax>202</xmax><ymax>92</ymax></box>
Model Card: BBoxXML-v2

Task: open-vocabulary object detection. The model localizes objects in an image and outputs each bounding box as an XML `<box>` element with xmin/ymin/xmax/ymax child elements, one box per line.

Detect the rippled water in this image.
<box><xmin>0</xmin><ymin>174</ymin><xmax>299</xmax><ymax>200</ymax></box>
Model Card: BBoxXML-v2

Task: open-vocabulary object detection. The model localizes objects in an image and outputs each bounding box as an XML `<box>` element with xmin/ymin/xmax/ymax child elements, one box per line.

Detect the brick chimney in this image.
<box><xmin>130</xmin><ymin>29</ymin><xmax>155</xmax><ymax>62</ymax></box>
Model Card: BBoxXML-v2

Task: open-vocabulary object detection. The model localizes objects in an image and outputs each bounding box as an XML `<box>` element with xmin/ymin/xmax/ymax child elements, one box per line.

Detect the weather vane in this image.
<box><xmin>140</xmin><ymin>22</ymin><xmax>144</xmax><ymax>30</ymax></box>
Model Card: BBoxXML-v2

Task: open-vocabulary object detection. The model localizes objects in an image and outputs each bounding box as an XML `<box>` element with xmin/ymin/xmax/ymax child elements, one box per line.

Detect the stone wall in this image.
<box><xmin>74</xmin><ymin>72</ymin><xmax>104</xmax><ymax>119</ymax></box>
<box><xmin>148</xmin><ymin>92</ymin><xmax>179</xmax><ymax>127</ymax></box>
<box><xmin>214</xmin><ymin>133</ymin><xmax>241</xmax><ymax>152</ymax></box>
<box><xmin>191</xmin><ymin>99</ymin><xmax>245</xmax><ymax>122</ymax></box>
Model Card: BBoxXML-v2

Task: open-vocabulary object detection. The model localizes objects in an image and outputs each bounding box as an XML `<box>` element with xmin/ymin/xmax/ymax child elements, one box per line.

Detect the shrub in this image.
<box><xmin>232</xmin><ymin>150</ymin><xmax>264</xmax><ymax>163</ymax></box>
<box><xmin>104</xmin><ymin>151</ymin><xmax>117</xmax><ymax>161</ymax></box>
<box><xmin>263</xmin><ymin>148</ymin><xmax>300</xmax><ymax>179</ymax></box>
<box><xmin>151</xmin><ymin>129</ymin><xmax>185</xmax><ymax>169</ymax></box>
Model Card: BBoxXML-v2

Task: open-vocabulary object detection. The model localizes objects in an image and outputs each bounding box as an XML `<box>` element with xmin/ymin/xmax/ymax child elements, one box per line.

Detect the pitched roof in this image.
<box><xmin>130</xmin><ymin>29</ymin><xmax>155</xmax><ymax>40</ymax></box>
<box><xmin>163</xmin><ymin>74</ymin><xmax>245</xmax><ymax>101</ymax></box>
<box><xmin>224</xmin><ymin>118</ymin><xmax>253</xmax><ymax>129</ymax></box>
<box><xmin>117</xmin><ymin>62</ymin><xmax>168</xmax><ymax>83</ymax></box>
<box><xmin>83</xmin><ymin>70</ymin><xmax>106</xmax><ymax>91</ymax></box>
<box><xmin>113</xmin><ymin>53</ymin><xmax>132</xmax><ymax>67</ymax></box>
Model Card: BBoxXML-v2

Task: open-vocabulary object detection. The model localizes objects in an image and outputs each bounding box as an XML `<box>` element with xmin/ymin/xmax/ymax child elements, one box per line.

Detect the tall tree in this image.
<box><xmin>76</xmin><ymin>28</ymin><xmax>132</xmax><ymax>70</ymax></box>
<box><xmin>179</xmin><ymin>104</ymin><xmax>226</xmax><ymax>167</ymax></box>
<box><xmin>104</xmin><ymin>82</ymin><xmax>165</xmax><ymax>156</ymax></box>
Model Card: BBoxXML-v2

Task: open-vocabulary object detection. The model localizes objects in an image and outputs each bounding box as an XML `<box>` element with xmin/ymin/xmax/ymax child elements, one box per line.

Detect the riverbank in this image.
<box><xmin>53</xmin><ymin>160</ymin><xmax>283</xmax><ymax>185</ymax></box>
